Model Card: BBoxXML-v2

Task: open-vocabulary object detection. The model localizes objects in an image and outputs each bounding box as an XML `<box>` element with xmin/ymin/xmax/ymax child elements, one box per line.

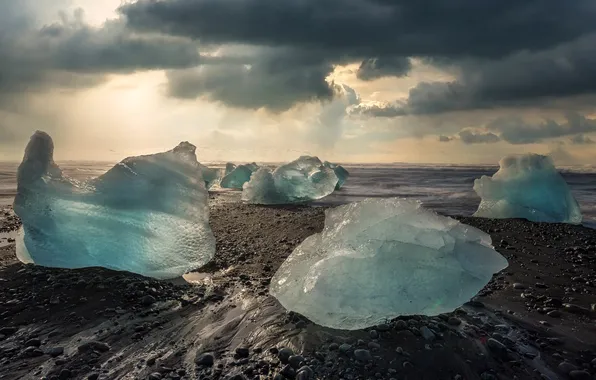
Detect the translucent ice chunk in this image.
<box><xmin>270</xmin><ymin>198</ymin><xmax>508</xmax><ymax>330</ymax></box>
<box><xmin>220</xmin><ymin>163</ymin><xmax>258</xmax><ymax>189</ymax></box>
<box><xmin>199</xmin><ymin>164</ymin><xmax>221</xmax><ymax>189</ymax></box>
<box><xmin>224</xmin><ymin>162</ymin><xmax>237</xmax><ymax>176</ymax></box>
<box><xmin>13</xmin><ymin>131</ymin><xmax>216</xmax><ymax>279</ymax></box>
<box><xmin>473</xmin><ymin>154</ymin><xmax>582</xmax><ymax>224</ymax></box>
<box><xmin>324</xmin><ymin>161</ymin><xmax>349</xmax><ymax>189</ymax></box>
<box><xmin>242</xmin><ymin>156</ymin><xmax>338</xmax><ymax>204</ymax></box>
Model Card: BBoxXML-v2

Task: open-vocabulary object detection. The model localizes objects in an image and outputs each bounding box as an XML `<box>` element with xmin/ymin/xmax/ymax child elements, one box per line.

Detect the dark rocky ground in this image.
<box><xmin>1</xmin><ymin>193</ymin><xmax>596</xmax><ymax>380</ymax></box>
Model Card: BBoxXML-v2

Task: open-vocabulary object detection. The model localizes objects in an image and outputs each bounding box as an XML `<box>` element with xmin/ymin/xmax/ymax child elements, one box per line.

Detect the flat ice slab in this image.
<box><xmin>14</xmin><ymin>131</ymin><xmax>216</xmax><ymax>279</ymax></box>
<box><xmin>270</xmin><ymin>198</ymin><xmax>508</xmax><ymax>330</ymax></box>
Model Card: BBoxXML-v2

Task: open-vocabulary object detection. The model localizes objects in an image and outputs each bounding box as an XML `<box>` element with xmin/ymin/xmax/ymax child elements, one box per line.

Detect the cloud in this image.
<box><xmin>487</xmin><ymin>113</ymin><xmax>596</xmax><ymax>144</ymax></box>
<box><xmin>0</xmin><ymin>1</ymin><xmax>200</xmax><ymax>103</ymax></box>
<box><xmin>165</xmin><ymin>49</ymin><xmax>335</xmax><ymax>111</ymax></box>
<box><xmin>356</xmin><ymin>57</ymin><xmax>411</xmax><ymax>81</ymax></box>
<box><xmin>458</xmin><ymin>130</ymin><xmax>500</xmax><ymax>144</ymax></box>
<box><xmin>121</xmin><ymin>0</ymin><xmax>596</xmax><ymax>60</ymax></box>
<box><xmin>570</xmin><ymin>134</ymin><xmax>595</xmax><ymax>144</ymax></box>
<box><xmin>354</xmin><ymin>33</ymin><xmax>596</xmax><ymax>116</ymax></box>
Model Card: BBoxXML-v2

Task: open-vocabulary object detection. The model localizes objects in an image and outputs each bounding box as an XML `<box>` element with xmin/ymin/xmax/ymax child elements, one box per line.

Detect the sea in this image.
<box><xmin>1</xmin><ymin>161</ymin><xmax>595</xmax><ymax>229</ymax></box>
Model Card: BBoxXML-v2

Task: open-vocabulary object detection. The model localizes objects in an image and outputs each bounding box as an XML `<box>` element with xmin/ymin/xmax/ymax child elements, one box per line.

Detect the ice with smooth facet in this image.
<box><xmin>13</xmin><ymin>131</ymin><xmax>216</xmax><ymax>279</ymax></box>
<box><xmin>220</xmin><ymin>163</ymin><xmax>259</xmax><ymax>189</ymax></box>
<box><xmin>224</xmin><ymin>162</ymin><xmax>237</xmax><ymax>176</ymax></box>
<box><xmin>270</xmin><ymin>198</ymin><xmax>508</xmax><ymax>330</ymax></box>
<box><xmin>473</xmin><ymin>154</ymin><xmax>582</xmax><ymax>224</ymax></box>
<box><xmin>324</xmin><ymin>161</ymin><xmax>349</xmax><ymax>190</ymax></box>
<box><xmin>242</xmin><ymin>156</ymin><xmax>339</xmax><ymax>204</ymax></box>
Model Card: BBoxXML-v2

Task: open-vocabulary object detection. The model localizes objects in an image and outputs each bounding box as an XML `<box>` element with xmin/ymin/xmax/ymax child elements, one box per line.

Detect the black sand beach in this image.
<box><xmin>1</xmin><ymin>194</ymin><xmax>596</xmax><ymax>380</ymax></box>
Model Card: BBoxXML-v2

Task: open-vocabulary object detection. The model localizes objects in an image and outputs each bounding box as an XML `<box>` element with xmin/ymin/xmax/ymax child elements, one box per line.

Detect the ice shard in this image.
<box><xmin>199</xmin><ymin>164</ymin><xmax>221</xmax><ymax>189</ymax></box>
<box><xmin>324</xmin><ymin>161</ymin><xmax>349</xmax><ymax>190</ymax></box>
<box><xmin>224</xmin><ymin>162</ymin><xmax>237</xmax><ymax>176</ymax></box>
<box><xmin>242</xmin><ymin>156</ymin><xmax>338</xmax><ymax>204</ymax></box>
<box><xmin>13</xmin><ymin>131</ymin><xmax>216</xmax><ymax>279</ymax></box>
<box><xmin>270</xmin><ymin>198</ymin><xmax>508</xmax><ymax>330</ymax></box>
<box><xmin>220</xmin><ymin>163</ymin><xmax>259</xmax><ymax>189</ymax></box>
<box><xmin>473</xmin><ymin>154</ymin><xmax>582</xmax><ymax>224</ymax></box>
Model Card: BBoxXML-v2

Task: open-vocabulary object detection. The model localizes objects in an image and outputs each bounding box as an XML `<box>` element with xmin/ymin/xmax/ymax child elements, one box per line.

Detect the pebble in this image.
<box><xmin>487</xmin><ymin>338</ymin><xmax>507</xmax><ymax>357</ymax></box>
<box><xmin>447</xmin><ymin>317</ymin><xmax>461</xmax><ymax>326</ymax></box>
<box><xmin>77</xmin><ymin>341</ymin><xmax>111</xmax><ymax>353</ymax></box>
<box><xmin>296</xmin><ymin>366</ymin><xmax>313</xmax><ymax>380</ymax></box>
<box><xmin>339</xmin><ymin>344</ymin><xmax>353</xmax><ymax>355</ymax></box>
<box><xmin>419</xmin><ymin>326</ymin><xmax>435</xmax><ymax>341</ymax></box>
<box><xmin>278</xmin><ymin>348</ymin><xmax>294</xmax><ymax>364</ymax></box>
<box><xmin>394</xmin><ymin>320</ymin><xmax>407</xmax><ymax>330</ymax></box>
<box><xmin>141</xmin><ymin>295</ymin><xmax>156</xmax><ymax>306</ymax></box>
<box><xmin>235</xmin><ymin>347</ymin><xmax>250</xmax><ymax>358</ymax></box>
<box><xmin>569</xmin><ymin>370</ymin><xmax>592</xmax><ymax>380</ymax></box>
<box><xmin>59</xmin><ymin>369</ymin><xmax>72</xmax><ymax>379</ymax></box>
<box><xmin>328</xmin><ymin>343</ymin><xmax>339</xmax><ymax>351</ymax></box>
<box><xmin>288</xmin><ymin>355</ymin><xmax>304</xmax><ymax>369</ymax></box>
<box><xmin>147</xmin><ymin>373</ymin><xmax>162</xmax><ymax>380</ymax></box>
<box><xmin>547</xmin><ymin>310</ymin><xmax>562</xmax><ymax>318</ymax></box>
<box><xmin>558</xmin><ymin>361</ymin><xmax>578</xmax><ymax>374</ymax></box>
<box><xmin>195</xmin><ymin>352</ymin><xmax>215</xmax><ymax>366</ymax></box>
<box><xmin>48</xmin><ymin>347</ymin><xmax>64</xmax><ymax>357</ymax></box>
<box><xmin>353</xmin><ymin>349</ymin><xmax>372</xmax><ymax>362</ymax></box>
<box><xmin>280</xmin><ymin>364</ymin><xmax>296</xmax><ymax>379</ymax></box>
<box><xmin>376</xmin><ymin>323</ymin><xmax>390</xmax><ymax>332</ymax></box>
<box><xmin>87</xmin><ymin>373</ymin><xmax>99</xmax><ymax>380</ymax></box>
<box><xmin>513</xmin><ymin>283</ymin><xmax>526</xmax><ymax>290</ymax></box>
<box><xmin>369</xmin><ymin>330</ymin><xmax>379</xmax><ymax>339</ymax></box>
<box><xmin>368</xmin><ymin>342</ymin><xmax>380</xmax><ymax>350</ymax></box>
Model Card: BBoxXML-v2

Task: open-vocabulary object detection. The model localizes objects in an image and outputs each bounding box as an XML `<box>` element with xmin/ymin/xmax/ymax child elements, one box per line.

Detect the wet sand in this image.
<box><xmin>1</xmin><ymin>194</ymin><xmax>596</xmax><ymax>380</ymax></box>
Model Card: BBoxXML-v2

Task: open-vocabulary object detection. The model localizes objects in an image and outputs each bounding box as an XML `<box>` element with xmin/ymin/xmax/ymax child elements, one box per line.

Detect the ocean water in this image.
<box><xmin>1</xmin><ymin>161</ymin><xmax>595</xmax><ymax>228</ymax></box>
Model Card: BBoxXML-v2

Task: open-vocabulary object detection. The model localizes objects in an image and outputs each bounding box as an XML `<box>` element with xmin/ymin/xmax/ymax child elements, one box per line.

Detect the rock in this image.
<box><xmin>328</xmin><ymin>343</ymin><xmax>339</xmax><ymax>351</ymax></box>
<box><xmin>447</xmin><ymin>317</ymin><xmax>461</xmax><ymax>326</ymax></box>
<box><xmin>513</xmin><ymin>283</ymin><xmax>526</xmax><ymax>290</ymax></box>
<box><xmin>288</xmin><ymin>355</ymin><xmax>304</xmax><ymax>369</ymax></box>
<box><xmin>278</xmin><ymin>348</ymin><xmax>294</xmax><ymax>364</ymax></box>
<box><xmin>419</xmin><ymin>326</ymin><xmax>435</xmax><ymax>341</ymax></box>
<box><xmin>235</xmin><ymin>347</ymin><xmax>250</xmax><ymax>358</ymax></box>
<box><xmin>354</xmin><ymin>349</ymin><xmax>373</xmax><ymax>362</ymax></box>
<box><xmin>487</xmin><ymin>338</ymin><xmax>507</xmax><ymax>357</ymax></box>
<box><xmin>48</xmin><ymin>347</ymin><xmax>64</xmax><ymax>357</ymax></box>
<box><xmin>339</xmin><ymin>344</ymin><xmax>352</xmax><ymax>355</ymax></box>
<box><xmin>195</xmin><ymin>352</ymin><xmax>215</xmax><ymax>366</ymax></box>
<box><xmin>0</xmin><ymin>327</ymin><xmax>17</xmax><ymax>336</ymax></box>
<box><xmin>59</xmin><ymin>369</ymin><xmax>72</xmax><ymax>379</ymax></box>
<box><xmin>280</xmin><ymin>364</ymin><xmax>296</xmax><ymax>379</ymax></box>
<box><xmin>78</xmin><ymin>341</ymin><xmax>111</xmax><ymax>353</ymax></box>
<box><xmin>558</xmin><ymin>361</ymin><xmax>578</xmax><ymax>374</ymax></box>
<box><xmin>369</xmin><ymin>330</ymin><xmax>379</xmax><ymax>339</ymax></box>
<box><xmin>141</xmin><ymin>295</ymin><xmax>156</xmax><ymax>306</ymax></box>
<box><xmin>547</xmin><ymin>310</ymin><xmax>562</xmax><ymax>318</ymax></box>
<box><xmin>147</xmin><ymin>373</ymin><xmax>162</xmax><ymax>380</ymax></box>
<box><xmin>296</xmin><ymin>366</ymin><xmax>313</xmax><ymax>380</ymax></box>
<box><xmin>23</xmin><ymin>346</ymin><xmax>44</xmax><ymax>357</ymax></box>
<box><xmin>395</xmin><ymin>320</ymin><xmax>407</xmax><ymax>330</ymax></box>
<box><xmin>368</xmin><ymin>342</ymin><xmax>380</xmax><ymax>350</ymax></box>
<box><xmin>569</xmin><ymin>370</ymin><xmax>592</xmax><ymax>380</ymax></box>
<box><xmin>87</xmin><ymin>373</ymin><xmax>99</xmax><ymax>380</ymax></box>
<box><xmin>25</xmin><ymin>338</ymin><xmax>42</xmax><ymax>347</ymax></box>
<box><xmin>376</xmin><ymin>323</ymin><xmax>390</xmax><ymax>332</ymax></box>
<box><xmin>564</xmin><ymin>304</ymin><xmax>589</xmax><ymax>314</ymax></box>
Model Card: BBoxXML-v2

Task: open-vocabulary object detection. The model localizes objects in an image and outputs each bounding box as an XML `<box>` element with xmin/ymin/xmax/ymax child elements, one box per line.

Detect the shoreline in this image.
<box><xmin>0</xmin><ymin>197</ymin><xmax>595</xmax><ymax>379</ymax></box>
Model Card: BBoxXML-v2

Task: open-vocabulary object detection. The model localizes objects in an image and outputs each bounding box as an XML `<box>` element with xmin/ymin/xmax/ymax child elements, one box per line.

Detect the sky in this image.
<box><xmin>1</xmin><ymin>1</ymin><xmax>596</xmax><ymax>165</ymax></box>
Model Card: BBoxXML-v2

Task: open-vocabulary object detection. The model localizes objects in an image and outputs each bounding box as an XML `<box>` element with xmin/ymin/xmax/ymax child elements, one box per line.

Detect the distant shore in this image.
<box><xmin>0</xmin><ymin>195</ymin><xmax>595</xmax><ymax>380</ymax></box>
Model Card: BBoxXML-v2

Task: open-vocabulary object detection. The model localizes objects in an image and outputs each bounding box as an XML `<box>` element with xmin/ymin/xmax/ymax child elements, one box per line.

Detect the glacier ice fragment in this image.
<box><xmin>242</xmin><ymin>156</ymin><xmax>338</xmax><ymax>204</ymax></box>
<box><xmin>324</xmin><ymin>161</ymin><xmax>349</xmax><ymax>190</ymax></box>
<box><xmin>13</xmin><ymin>131</ymin><xmax>216</xmax><ymax>279</ymax></box>
<box><xmin>473</xmin><ymin>154</ymin><xmax>582</xmax><ymax>224</ymax></box>
<box><xmin>220</xmin><ymin>163</ymin><xmax>259</xmax><ymax>189</ymax></box>
<box><xmin>224</xmin><ymin>162</ymin><xmax>237</xmax><ymax>176</ymax></box>
<box><xmin>270</xmin><ymin>198</ymin><xmax>508</xmax><ymax>330</ymax></box>
<box><xmin>199</xmin><ymin>164</ymin><xmax>221</xmax><ymax>189</ymax></box>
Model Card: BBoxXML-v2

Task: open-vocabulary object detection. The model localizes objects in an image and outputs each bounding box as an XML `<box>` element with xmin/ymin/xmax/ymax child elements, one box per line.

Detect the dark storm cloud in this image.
<box><xmin>166</xmin><ymin>55</ymin><xmax>335</xmax><ymax>111</ymax></box>
<box><xmin>486</xmin><ymin>113</ymin><xmax>596</xmax><ymax>144</ymax></box>
<box><xmin>570</xmin><ymin>135</ymin><xmax>595</xmax><ymax>145</ymax></box>
<box><xmin>458</xmin><ymin>130</ymin><xmax>500</xmax><ymax>144</ymax></box>
<box><xmin>355</xmin><ymin>33</ymin><xmax>596</xmax><ymax>117</ymax></box>
<box><xmin>356</xmin><ymin>57</ymin><xmax>411</xmax><ymax>81</ymax></box>
<box><xmin>0</xmin><ymin>1</ymin><xmax>200</xmax><ymax>100</ymax></box>
<box><xmin>121</xmin><ymin>0</ymin><xmax>596</xmax><ymax>59</ymax></box>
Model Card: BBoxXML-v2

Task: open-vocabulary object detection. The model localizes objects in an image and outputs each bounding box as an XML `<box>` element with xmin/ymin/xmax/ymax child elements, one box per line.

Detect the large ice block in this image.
<box><xmin>220</xmin><ymin>163</ymin><xmax>258</xmax><ymax>189</ymax></box>
<box><xmin>473</xmin><ymin>154</ymin><xmax>582</xmax><ymax>224</ymax></box>
<box><xmin>13</xmin><ymin>131</ymin><xmax>216</xmax><ymax>279</ymax></box>
<box><xmin>324</xmin><ymin>161</ymin><xmax>349</xmax><ymax>190</ymax></box>
<box><xmin>270</xmin><ymin>198</ymin><xmax>508</xmax><ymax>330</ymax></box>
<box><xmin>242</xmin><ymin>156</ymin><xmax>338</xmax><ymax>204</ymax></box>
